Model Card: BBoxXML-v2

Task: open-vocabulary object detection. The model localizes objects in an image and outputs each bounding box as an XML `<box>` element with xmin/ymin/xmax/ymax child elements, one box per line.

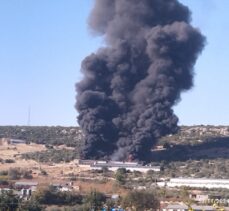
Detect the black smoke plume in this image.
<box><xmin>76</xmin><ymin>0</ymin><xmax>205</xmax><ymax>161</ymax></box>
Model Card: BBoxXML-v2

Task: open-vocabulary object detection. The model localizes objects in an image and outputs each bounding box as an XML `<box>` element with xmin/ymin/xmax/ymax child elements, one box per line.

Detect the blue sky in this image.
<box><xmin>0</xmin><ymin>0</ymin><xmax>228</xmax><ymax>126</ymax></box>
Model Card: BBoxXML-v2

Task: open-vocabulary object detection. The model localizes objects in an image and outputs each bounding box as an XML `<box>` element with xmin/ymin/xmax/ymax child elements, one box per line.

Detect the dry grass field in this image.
<box><xmin>0</xmin><ymin>143</ymin><xmax>78</xmax><ymax>179</ymax></box>
<box><xmin>0</xmin><ymin>143</ymin><xmax>45</xmax><ymax>170</ymax></box>
<box><xmin>0</xmin><ymin>142</ymin><xmax>125</xmax><ymax>194</ymax></box>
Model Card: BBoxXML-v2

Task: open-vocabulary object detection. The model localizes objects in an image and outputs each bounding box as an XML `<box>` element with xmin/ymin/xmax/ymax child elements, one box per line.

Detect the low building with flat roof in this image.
<box><xmin>157</xmin><ymin>178</ymin><xmax>229</xmax><ymax>189</ymax></box>
<box><xmin>79</xmin><ymin>160</ymin><xmax>160</xmax><ymax>173</ymax></box>
<box><xmin>162</xmin><ymin>204</ymin><xmax>229</xmax><ymax>211</ymax></box>
<box><xmin>15</xmin><ymin>181</ymin><xmax>38</xmax><ymax>188</ymax></box>
<box><xmin>9</xmin><ymin>139</ymin><xmax>26</xmax><ymax>145</ymax></box>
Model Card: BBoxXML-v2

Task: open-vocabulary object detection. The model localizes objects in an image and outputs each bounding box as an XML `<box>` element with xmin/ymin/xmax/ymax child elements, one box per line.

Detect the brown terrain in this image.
<box><xmin>0</xmin><ymin>139</ymin><xmax>125</xmax><ymax>194</ymax></box>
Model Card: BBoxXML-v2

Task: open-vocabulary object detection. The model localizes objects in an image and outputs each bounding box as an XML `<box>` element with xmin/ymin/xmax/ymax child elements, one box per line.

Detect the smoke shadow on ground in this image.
<box><xmin>151</xmin><ymin>137</ymin><xmax>229</xmax><ymax>162</ymax></box>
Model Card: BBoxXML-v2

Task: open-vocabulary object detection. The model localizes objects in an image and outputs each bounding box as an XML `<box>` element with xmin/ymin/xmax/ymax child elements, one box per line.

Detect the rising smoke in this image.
<box><xmin>76</xmin><ymin>0</ymin><xmax>205</xmax><ymax>161</ymax></box>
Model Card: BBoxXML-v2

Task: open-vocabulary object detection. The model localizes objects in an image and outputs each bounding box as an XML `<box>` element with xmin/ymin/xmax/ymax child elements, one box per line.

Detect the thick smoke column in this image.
<box><xmin>76</xmin><ymin>0</ymin><xmax>205</xmax><ymax>161</ymax></box>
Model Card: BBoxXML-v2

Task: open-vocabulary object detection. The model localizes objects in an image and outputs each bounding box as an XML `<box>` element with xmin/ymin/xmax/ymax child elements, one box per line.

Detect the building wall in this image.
<box><xmin>90</xmin><ymin>166</ymin><xmax>160</xmax><ymax>173</ymax></box>
<box><xmin>157</xmin><ymin>178</ymin><xmax>229</xmax><ymax>189</ymax></box>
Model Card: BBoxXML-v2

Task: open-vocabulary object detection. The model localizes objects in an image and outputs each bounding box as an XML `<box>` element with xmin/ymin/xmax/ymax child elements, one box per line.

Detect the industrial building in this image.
<box><xmin>157</xmin><ymin>178</ymin><xmax>229</xmax><ymax>189</ymax></box>
<box><xmin>78</xmin><ymin>160</ymin><xmax>160</xmax><ymax>173</ymax></box>
<box><xmin>9</xmin><ymin>139</ymin><xmax>26</xmax><ymax>144</ymax></box>
<box><xmin>0</xmin><ymin>138</ymin><xmax>26</xmax><ymax>145</ymax></box>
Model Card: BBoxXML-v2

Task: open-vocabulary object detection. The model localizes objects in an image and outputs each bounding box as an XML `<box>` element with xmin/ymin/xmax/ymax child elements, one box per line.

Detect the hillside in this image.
<box><xmin>0</xmin><ymin>125</ymin><xmax>229</xmax><ymax>163</ymax></box>
<box><xmin>0</xmin><ymin>126</ymin><xmax>84</xmax><ymax>147</ymax></box>
<box><xmin>1</xmin><ymin>125</ymin><xmax>229</xmax><ymax>146</ymax></box>
<box><xmin>0</xmin><ymin>125</ymin><xmax>228</xmax><ymax>179</ymax></box>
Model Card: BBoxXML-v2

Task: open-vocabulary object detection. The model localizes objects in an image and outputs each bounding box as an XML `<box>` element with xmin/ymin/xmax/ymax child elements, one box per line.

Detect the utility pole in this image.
<box><xmin>27</xmin><ymin>106</ymin><xmax>31</xmax><ymax>126</ymax></box>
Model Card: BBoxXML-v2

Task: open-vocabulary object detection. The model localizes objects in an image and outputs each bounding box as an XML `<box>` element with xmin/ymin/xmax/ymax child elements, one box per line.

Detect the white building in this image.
<box><xmin>162</xmin><ymin>204</ymin><xmax>229</xmax><ymax>211</ymax></box>
<box><xmin>157</xmin><ymin>178</ymin><xmax>229</xmax><ymax>189</ymax></box>
<box><xmin>78</xmin><ymin>160</ymin><xmax>160</xmax><ymax>173</ymax></box>
<box><xmin>90</xmin><ymin>164</ymin><xmax>160</xmax><ymax>173</ymax></box>
<box><xmin>15</xmin><ymin>181</ymin><xmax>38</xmax><ymax>188</ymax></box>
<box><xmin>10</xmin><ymin>139</ymin><xmax>26</xmax><ymax>144</ymax></box>
<box><xmin>189</xmin><ymin>193</ymin><xmax>209</xmax><ymax>202</ymax></box>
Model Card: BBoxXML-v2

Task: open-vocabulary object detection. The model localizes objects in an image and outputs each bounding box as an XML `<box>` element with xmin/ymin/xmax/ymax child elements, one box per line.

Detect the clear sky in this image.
<box><xmin>0</xmin><ymin>0</ymin><xmax>228</xmax><ymax>126</ymax></box>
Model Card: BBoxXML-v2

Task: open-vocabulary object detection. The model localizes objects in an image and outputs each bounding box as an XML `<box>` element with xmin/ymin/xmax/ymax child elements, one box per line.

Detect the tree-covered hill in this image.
<box><xmin>0</xmin><ymin>126</ymin><xmax>84</xmax><ymax>147</ymax></box>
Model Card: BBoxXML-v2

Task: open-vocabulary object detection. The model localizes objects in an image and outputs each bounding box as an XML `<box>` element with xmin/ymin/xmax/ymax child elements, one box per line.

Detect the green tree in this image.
<box><xmin>115</xmin><ymin>168</ymin><xmax>126</xmax><ymax>186</ymax></box>
<box><xmin>21</xmin><ymin>198</ymin><xmax>44</xmax><ymax>211</ymax></box>
<box><xmin>34</xmin><ymin>186</ymin><xmax>82</xmax><ymax>206</ymax></box>
<box><xmin>0</xmin><ymin>190</ymin><xmax>20</xmax><ymax>211</ymax></box>
<box><xmin>179</xmin><ymin>186</ymin><xmax>189</xmax><ymax>202</ymax></box>
<box><xmin>121</xmin><ymin>190</ymin><xmax>159</xmax><ymax>211</ymax></box>
<box><xmin>8</xmin><ymin>168</ymin><xmax>21</xmax><ymax>180</ymax></box>
<box><xmin>84</xmin><ymin>190</ymin><xmax>106</xmax><ymax>211</ymax></box>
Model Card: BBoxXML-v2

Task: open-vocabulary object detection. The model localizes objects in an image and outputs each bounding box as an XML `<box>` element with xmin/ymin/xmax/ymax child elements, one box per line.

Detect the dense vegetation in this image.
<box><xmin>1</xmin><ymin>125</ymin><xmax>229</xmax><ymax>147</ymax></box>
<box><xmin>0</xmin><ymin>188</ymin><xmax>160</xmax><ymax>211</ymax></box>
<box><xmin>0</xmin><ymin>168</ymin><xmax>33</xmax><ymax>181</ymax></box>
<box><xmin>1</xmin><ymin>125</ymin><xmax>229</xmax><ymax>178</ymax></box>
<box><xmin>22</xmin><ymin>149</ymin><xmax>79</xmax><ymax>163</ymax></box>
<box><xmin>159</xmin><ymin>125</ymin><xmax>229</xmax><ymax>145</ymax></box>
<box><xmin>0</xmin><ymin>126</ymin><xmax>83</xmax><ymax>147</ymax></box>
<box><xmin>1</xmin><ymin>125</ymin><xmax>229</xmax><ymax>149</ymax></box>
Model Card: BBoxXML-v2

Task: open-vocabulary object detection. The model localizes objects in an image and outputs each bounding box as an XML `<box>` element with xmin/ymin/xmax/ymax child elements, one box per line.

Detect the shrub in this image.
<box><xmin>8</xmin><ymin>168</ymin><xmax>21</xmax><ymax>180</ymax></box>
<box><xmin>0</xmin><ymin>180</ymin><xmax>9</xmax><ymax>185</ymax></box>
<box><xmin>121</xmin><ymin>190</ymin><xmax>159</xmax><ymax>210</ymax></box>
<box><xmin>34</xmin><ymin>186</ymin><xmax>83</xmax><ymax>205</ymax></box>
<box><xmin>0</xmin><ymin>171</ymin><xmax>8</xmax><ymax>176</ymax></box>
<box><xmin>40</xmin><ymin>169</ymin><xmax>48</xmax><ymax>176</ymax></box>
<box><xmin>4</xmin><ymin>159</ymin><xmax>15</xmax><ymax>163</ymax></box>
<box><xmin>22</xmin><ymin>170</ymin><xmax>33</xmax><ymax>179</ymax></box>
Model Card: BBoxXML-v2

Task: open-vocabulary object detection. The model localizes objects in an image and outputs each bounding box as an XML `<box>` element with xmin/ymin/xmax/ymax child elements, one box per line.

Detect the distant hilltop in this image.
<box><xmin>0</xmin><ymin>125</ymin><xmax>229</xmax><ymax>148</ymax></box>
<box><xmin>180</xmin><ymin>125</ymin><xmax>229</xmax><ymax>137</ymax></box>
<box><xmin>0</xmin><ymin>126</ymin><xmax>84</xmax><ymax>148</ymax></box>
<box><xmin>159</xmin><ymin>125</ymin><xmax>229</xmax><ymax>146</ymax></box>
